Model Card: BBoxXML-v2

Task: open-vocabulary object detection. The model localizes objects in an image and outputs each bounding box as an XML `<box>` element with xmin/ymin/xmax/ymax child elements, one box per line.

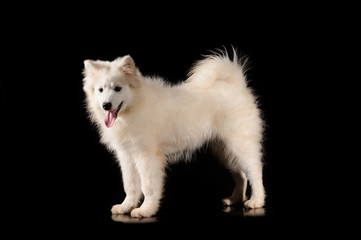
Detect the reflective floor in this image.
<box><xmin>111</xmin><ymin>206</ymin><xmax>266</xmax><ymax>224</ymax></box>
<box><xmin>223</xmin><ymin>206</ymin><xmax>265</xmax><ymax>217</ymax></box>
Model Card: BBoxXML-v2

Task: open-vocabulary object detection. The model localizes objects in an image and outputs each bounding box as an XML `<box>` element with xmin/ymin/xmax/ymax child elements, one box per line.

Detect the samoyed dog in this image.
<box><xmin>83</xmin><ymin>50</ymin><xmax>265</xmax><ymax>218</ymax></box>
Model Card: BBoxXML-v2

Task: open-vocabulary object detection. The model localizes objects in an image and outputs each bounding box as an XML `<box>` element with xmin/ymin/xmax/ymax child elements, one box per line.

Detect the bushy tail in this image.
<box><xmin>186</xmin><ymin>49</ymin><xmax>249</xmax><ymax>89</ymax></box>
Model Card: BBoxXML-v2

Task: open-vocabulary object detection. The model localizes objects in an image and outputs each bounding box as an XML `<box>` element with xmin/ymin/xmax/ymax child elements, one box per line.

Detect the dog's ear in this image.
<box><xmin>115</xmin><ymin>55</ymin><xmax>140</xmax><ymax>88</ymax></box>
<box><xmin>117</xmin><ymin>55</ymin><xmax>136</xmax><ymax>75</ymax></box>
<box><xmin>84</xmin><ymin>60</ymin><xmax>95</xmax><ymax>71</ymax></box>
<box><xmin>83</xmin><ymin>60</ymin><xmax>108</xmax><ymax>76</ymax></box>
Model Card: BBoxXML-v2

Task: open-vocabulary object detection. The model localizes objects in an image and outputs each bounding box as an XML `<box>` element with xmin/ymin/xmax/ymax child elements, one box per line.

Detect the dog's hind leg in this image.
<box><xmin>220</xmin><ymin>136</ymin><xmax>265</xmax><ymax>209</ymax></box>
<box><xmin>231</xmin><ymin>142</ymin><xmax>265</xmax><ymax>209</ymax></box>
<box><xmin>211</xmin><ymin>141</ymin><xmax>248</xmax><ymax>205</ymax></box>
<box><xmin>222</xmin><ymin>170</ymin><xmax>248</xmax><ymax>205</ymax></box>
<box><xmin>241</xmin><ymin>159</ymin><xmax>265</xmax><ymax>208</ymax></box>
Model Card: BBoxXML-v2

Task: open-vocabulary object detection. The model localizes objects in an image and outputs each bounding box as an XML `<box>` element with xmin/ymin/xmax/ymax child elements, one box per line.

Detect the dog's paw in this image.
<box><xmin>111</xmin><ymin>204</ymin><xmax>132</xmax><ymax>215</ymax></box>
<box><xmin>222</xmin><ymin>198</ymin><xmax>233</xmax><ymax>206</ymax></box>
<box><xmin>222</xmin><ymin>196</ymin><xmax>246</xmax><ymax>206</ymax></box>
<box><xmin>244</xmin><ymin>198</ymin><xmax>265</xmax><ymax>209</ymax></box>
<box><xmin>130</xmin><ymin>207</ymin><xmax>156</xmax><ymax>218</ymax></box>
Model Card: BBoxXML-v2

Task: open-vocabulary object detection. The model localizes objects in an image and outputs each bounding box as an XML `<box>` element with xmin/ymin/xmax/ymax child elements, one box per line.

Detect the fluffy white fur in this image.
<box><xmin>83</xmin><ymin>50</ymin><xmax>265</xmax><ymax>218</ymax></box>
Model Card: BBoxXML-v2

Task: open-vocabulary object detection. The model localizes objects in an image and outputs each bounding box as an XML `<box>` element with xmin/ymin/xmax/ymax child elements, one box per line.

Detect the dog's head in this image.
<box><xmin>83</xmin><ymin>55</ymin><xmax>140</xmax><ymax>128</ymax></box>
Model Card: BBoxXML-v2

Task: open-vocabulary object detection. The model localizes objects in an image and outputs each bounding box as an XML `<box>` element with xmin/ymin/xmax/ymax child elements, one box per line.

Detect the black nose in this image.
<box><xmin>102</xmin><ymin>102</ymin><xmax>112</xmax><ymax>110</ymax></box>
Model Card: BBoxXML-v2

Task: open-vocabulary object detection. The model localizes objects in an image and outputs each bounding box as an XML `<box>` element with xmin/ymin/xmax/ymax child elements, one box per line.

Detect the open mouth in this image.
<box><xmin>104</xmin><ymin>102</ymin><xmax>123</xmax><ymax>128</ymax></box>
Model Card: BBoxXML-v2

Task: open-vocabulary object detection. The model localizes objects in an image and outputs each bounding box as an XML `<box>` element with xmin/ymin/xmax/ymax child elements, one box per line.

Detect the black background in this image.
<box><xmin>3</xmin><ymin>3</ymin><xmax>345</xmax><ymax>235</ymax></box>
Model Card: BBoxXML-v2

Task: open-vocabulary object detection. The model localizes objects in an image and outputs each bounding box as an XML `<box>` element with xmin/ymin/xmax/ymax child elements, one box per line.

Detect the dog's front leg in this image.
<box><xmin>111</xmin><ymin>151</ymin><xmax>142</xmax><ymax>215</ymax></box>
<box><xmin>130</xmin><ymin>152</ymin><xmax>166</xmax><ymax>218</ymax></box>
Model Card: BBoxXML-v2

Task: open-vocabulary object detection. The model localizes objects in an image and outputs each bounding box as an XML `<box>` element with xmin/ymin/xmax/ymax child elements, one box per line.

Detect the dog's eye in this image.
<box><xmin>98</xmin><ymin>88</ymin><xmax>103</xmax><ymax>93</ymax></box>
<box><xmin>114</xmin><ymin>86</ymin><xmax>122</xmax><ymax>92</ymax></box>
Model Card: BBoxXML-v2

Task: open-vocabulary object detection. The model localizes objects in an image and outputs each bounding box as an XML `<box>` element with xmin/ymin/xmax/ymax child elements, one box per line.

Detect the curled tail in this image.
<box><xmin>186</xmin><ymin>49</ymin><xmax>249</xmax><ymax>89</ymax></box>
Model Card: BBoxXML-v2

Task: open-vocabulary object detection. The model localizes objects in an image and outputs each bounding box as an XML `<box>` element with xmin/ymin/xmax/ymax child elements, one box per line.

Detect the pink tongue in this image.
<box><xmin>104</xmin><ymin>109</ymin><xmax>117</xmax><ymax>128</ymax></box>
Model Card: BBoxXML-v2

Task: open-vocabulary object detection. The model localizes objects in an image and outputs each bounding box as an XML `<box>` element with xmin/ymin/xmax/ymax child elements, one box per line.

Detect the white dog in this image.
<box><xmin>83</xmin><ymin>50</ymin><xmax>265</xmax><ymax>218</ymax></box>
